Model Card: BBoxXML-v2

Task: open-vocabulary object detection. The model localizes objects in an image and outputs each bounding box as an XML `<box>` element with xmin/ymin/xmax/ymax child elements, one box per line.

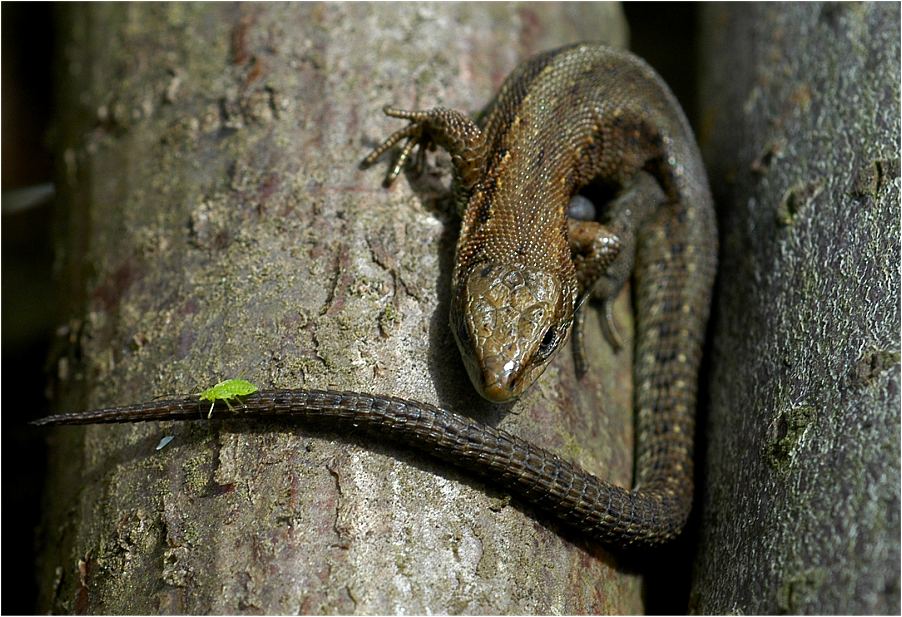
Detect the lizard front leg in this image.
<box><xmin>362</xmin><ymin>106</ymin><xmax>487</xmax><ymax>191</ymax></box>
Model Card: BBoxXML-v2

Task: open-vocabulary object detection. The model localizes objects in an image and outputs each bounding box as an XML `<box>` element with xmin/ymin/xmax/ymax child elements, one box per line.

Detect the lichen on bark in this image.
<box><xmin>691</xmin><ymin>4</ymin><xmax>900</xmax><ymax>614</ymax></box>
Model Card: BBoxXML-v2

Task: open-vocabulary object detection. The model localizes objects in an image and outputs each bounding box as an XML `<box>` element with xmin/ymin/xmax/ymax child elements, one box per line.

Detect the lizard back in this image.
<box><xmin>454</xmin><ymin>43</ymin><xmax>718</xmax><ymax>523</ymax></box>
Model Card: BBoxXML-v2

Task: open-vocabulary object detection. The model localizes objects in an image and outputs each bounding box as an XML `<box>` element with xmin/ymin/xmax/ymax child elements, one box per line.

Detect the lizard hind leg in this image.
<box><xmin>568</xmin><ymin>217</ymin><xmax>623</xmax><ymax>375</ymax></box>
<box><xmin>567</xmin><ymin>171</ymin><xmax>669</xmax><ymax>375</ymax></box>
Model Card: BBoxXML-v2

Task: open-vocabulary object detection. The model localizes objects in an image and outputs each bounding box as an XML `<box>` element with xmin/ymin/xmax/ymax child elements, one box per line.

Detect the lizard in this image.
<box><xmin>34</xmin><ymin>43</ymin><xmax>717</xmax><ymax>548</ymax></box>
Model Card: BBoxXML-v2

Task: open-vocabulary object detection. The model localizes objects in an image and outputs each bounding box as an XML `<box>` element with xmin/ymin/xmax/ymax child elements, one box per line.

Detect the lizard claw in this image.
<box><xmin>361</xmin><ymin>106</ymin><xmax>431</xmax><ymax>186</ymax></box>
<box><xmin>600</xmin><ymin>301</ymin><xmax>624</xmax><ymax>352</ymax></box>
<box><xmin>572</xmin><ymin>300</ymin><xmax>623</xmax><ymax>378</ymax></box>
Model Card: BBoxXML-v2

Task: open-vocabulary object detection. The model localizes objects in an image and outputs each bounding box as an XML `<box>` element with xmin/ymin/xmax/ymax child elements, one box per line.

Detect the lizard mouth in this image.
<box><xmin>478</xmin><ymin>358</ymin><xmax>521</xmax><ymax>402</ymax></box>
<box><xmin>455</xmin><ymin>348</ymin><xmax>523</xmax><ymax>403</ymax></box>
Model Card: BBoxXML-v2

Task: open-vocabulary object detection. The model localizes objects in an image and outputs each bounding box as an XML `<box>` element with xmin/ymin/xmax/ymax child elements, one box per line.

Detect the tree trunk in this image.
<box><xmin>38</xmin><ymin>4</ymin><xmax>647</xmax><ymax>613</ymax></box>
<box><xmin>691</xmin><ymin>4</ymin><xmax>900</xmax><ymax>614</ymax></box>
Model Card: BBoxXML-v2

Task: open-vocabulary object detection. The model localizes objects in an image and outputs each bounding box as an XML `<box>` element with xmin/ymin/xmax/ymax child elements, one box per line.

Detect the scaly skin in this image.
<box><xmin>36</xmin><ymin>44</ymin><xmax>717</xmax><ymax>547</ymax></box>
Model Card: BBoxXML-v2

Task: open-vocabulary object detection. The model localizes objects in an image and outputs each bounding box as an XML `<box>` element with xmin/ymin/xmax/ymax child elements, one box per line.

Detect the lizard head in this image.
<box><xmin>450</xmin><ymin>262</ymin><xmax>575</xmax><ymax>402</ymax></box>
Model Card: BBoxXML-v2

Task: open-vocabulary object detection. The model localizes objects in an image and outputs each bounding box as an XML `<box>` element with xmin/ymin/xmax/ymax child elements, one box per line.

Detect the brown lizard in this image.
<box><xmin>34</xmin><ymin>43</ymin><xmax>717</xmax><ymax>547</ymax></box>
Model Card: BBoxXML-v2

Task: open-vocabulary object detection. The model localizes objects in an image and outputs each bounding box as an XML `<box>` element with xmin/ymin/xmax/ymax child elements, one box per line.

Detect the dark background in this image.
<box><xmin>1</xmin><ymin>4</ymin><xmax>699</xmax><ymax>613</ymax></box>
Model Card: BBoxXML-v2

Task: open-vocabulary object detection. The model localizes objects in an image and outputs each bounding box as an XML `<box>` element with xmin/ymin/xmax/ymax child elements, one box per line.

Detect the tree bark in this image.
<box><xmin>691</xmin><ymin>4</ymin><xmax>900</xmax><ymax>614</ymax></box>
<box><xmin>39</xmin><ymin>4</ymin><xmax>647</xmax><ymax>613</ymax></box>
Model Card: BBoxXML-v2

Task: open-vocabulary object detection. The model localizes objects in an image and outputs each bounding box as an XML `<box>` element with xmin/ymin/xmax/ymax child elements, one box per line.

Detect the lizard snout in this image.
<box><xmin>479</xmin><ymin>358</ymin><xmax>521</xmax><ymax>402</ymax></box>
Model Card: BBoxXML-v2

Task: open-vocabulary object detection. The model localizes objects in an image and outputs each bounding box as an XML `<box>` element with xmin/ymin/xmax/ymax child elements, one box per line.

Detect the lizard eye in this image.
<box><xmin>454</xmin><ymin>315</ymin><xmax>471</xmax><ymax>346</ymax></box>
<box><xmin>535</xmin><ymin>327</ymin><xmax>559</xmax><ymax>360</ymax></box>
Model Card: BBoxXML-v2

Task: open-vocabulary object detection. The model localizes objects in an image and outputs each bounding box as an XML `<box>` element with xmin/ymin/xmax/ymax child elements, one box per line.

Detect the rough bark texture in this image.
<box><xmin>691</xmin><ymin>4</ymin><xmax>900</xmax><ymax>614</ymax></box>
<box><xmin>38</xmin><ymin>4</ymin><xmax>646</xmax><ymax>613</ymax></box>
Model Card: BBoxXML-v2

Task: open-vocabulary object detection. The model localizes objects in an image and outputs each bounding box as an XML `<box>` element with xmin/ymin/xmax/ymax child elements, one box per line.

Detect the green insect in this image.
<box><xmin>199</xmin><ymin>379</ymin><xmax>259</xmax><ymax>418</ymax></box>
